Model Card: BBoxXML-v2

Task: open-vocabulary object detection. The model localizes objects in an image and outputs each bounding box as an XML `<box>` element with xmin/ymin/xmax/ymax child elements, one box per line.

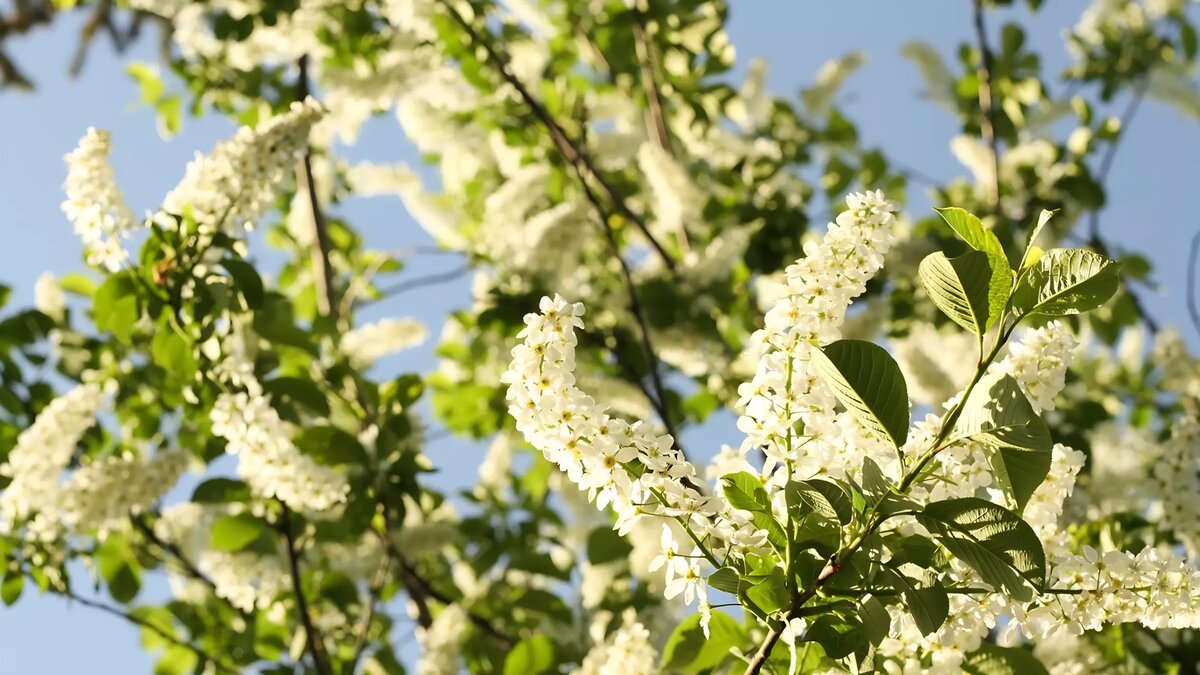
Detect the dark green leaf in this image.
<box><xmin>222</xmin><ymin>259</ymin><xmax>264</xmax><ymax>309</ymax></box>
<box><xmin>953</xmin><ymin>372</ymin><xmax>1052</xmax><ymax>511</ymax></box>
<box><xmin>918</xmin><ymin>250</ymin><xmax>994</xmax><ymax>334</ymax></box>
<box><xmin>661</xmin><ymin>610</ymin><xmax>745</xmax><ymax>673</ymax></box>
<box><xmin>191</xmin><ymin>478</ymin><xmax>252</xmax><ymax>503</ymax></box>
<box><xmin>1</xmin><ymin>571</ymin><xmax>23</xmax><ymax>605</ymax></box>
<box><xmin>917</xmin><ymin>498</ymin><xmax>1045</xmax><ymax>601</ymax></box>
<box><xmin>810</xmin><ymin>339</ymin><xmax>910</xmax><ymax>448</ymax></box>
<box><xmin>962</xmin><ymin>644</ymin><xmax>1050</xmax><ymax>675</ymax></box>
<box><xmin>859</xmin><ymin>596</ymin><xmax>891</xmax><ymax>646</ymax></box>
<box><xmin>1012</xmin><ymin>248</ymin><xmax>1120</xmax><ymax>317</ymax></box>
<box><xmin>587</xmin><ymin>527</ymin><xmax>633</xmax><ymax>565</ymax></box>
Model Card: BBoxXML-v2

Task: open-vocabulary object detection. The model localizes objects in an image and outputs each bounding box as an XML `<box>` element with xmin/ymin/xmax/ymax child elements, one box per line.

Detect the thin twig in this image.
<box><xmin>437</xmin><ymin>0</ymin><xmax>677</xmax><ymax>273</ymax></box>
<box><xmin>971</xmin><ymin>0</ymin><xmax>1002</xmax><ymax>213</ymax></box>
<box><xmin>279</xmin><ymin>504</ymin><xmax>334</xmax><ymax>675</ymax></box>
<box><xmin>346</xmin><ymin>549</ymin><xmax>393</xmax><ymax>674</ymax></box>
<box><xmin>60</xmin><ymin>588</ymin><xmax>237</xmax><ymax>674</ymax></box>
<box><xmin>297</xmin><ymin>55</ymin><xmax>337</xmax><ymax>320</ymax></box>
<box><xmin>131</xmin><ymin>515</ymin><xmax>218</xmax><ymax>594</ymax></box>
<box><xmin>371</xmin><ymin>264</ymin><xmax>470</xmax><ymax>302</ymax></box>
<box><xmin>375</xmin><ymin>524</ymin><xmax>514</xmax><ymax>648</ymax></box>
<box><xmin>579</xmin><ymin>164</ymin><xmax>687</xmax><ymax>459</ymax></box>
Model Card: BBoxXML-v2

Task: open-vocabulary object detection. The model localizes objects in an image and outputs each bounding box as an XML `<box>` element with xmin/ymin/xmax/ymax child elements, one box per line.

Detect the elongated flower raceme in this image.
<box><xmin>162</xmin><ymin>98</ymin><xmax>323</xmax><ymax>235</ymax></box>
<box><xmin>62</xmin><ymin>128</ymin><xmax>139</xmax><ymax>271</ymax></box>
<box><xmin>735</xmin><ymin>190</ymin><xmax>900</xmax><ymax>480</ymax></box>
<box><xmin>210</xmin><ymin>389</ymin><xmax>350</xmax><ymax>512</ymax></box>
<box><xmin>0</xmin><ymin>382</ymin><xmax>106</xmax><ymax>537</ymax></box>
<box><xmin>502</xmin><ymin>296</ymin><xmax>766</xmax><ymax>611</ymax></box>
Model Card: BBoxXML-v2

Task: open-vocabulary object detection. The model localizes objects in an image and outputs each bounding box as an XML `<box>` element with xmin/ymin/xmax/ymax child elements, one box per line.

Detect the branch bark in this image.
<box><xmin>437</xmin><ymin>0</ymin><xmax>678</xmax><ymax>273</ymax></box>
<box><xmin>971</xmin><ymin>0</ymin><xmax>1002</xmax><ymax>213</ymax></box>
<box><xmin>60</xmin><ymin>588</ymin><xmax>237</xmax><ymax>674</ymax></box>
<box><xmin>297</xmin><ymin>55</ymin><xmax>338</xmax><ymax>320</ymax></box>
<box><xmin>279</xmin><ymin>504</ymin><xmax>334</xmax><ymax>675</ymax></box>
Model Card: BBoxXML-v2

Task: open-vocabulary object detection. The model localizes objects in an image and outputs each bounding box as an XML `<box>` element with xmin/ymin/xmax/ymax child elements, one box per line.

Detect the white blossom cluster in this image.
<box><xmin>58</xmin><ymin>450</ymin><xmax>190</xmax><ymax>536</ymax></box>
<box><xmin>415</xmin><ymin>606</ymin><xmax>468</xmax><ymax>675</ymax></box>
<box><xmin>0</xmin><ymin>382</ymin><xmax>106</xmax><ymax>537</ymax></box>
<box><xmin>210</xmin><ymin>391</ymin><xmax>349</xmax><ymax>512</ymax></box>
<box><xmin>61</xmin><ymin>128</ymin><xmax>138</xmax><ymax>271</ymax></box>
<box><xmin>891</xmin><ymin>323</ymin><xmax>976</xmax><ymax>408</ymax></box>
<box><xmin>636</xmin><ymin>141</ymin><xmax>701</xmax><ymax>251</ymax></box>
<box><xmin>1000</xmin><ymin>321</ymin><xmax>1078</xmax><ymax>412</ymax></box>
<box><xmin>734</xmin><ymin>190</ymin><xmax>900</xmax><ymax>479</ymax></box>
<box><xmin>502</xmin><ymin>295</ymin><xmax>753</xmax><ymax>611</ymax></box>
<box><xmin>574</xmin><ymin>611</ymin><xmax>658</xmax><ymax>675</ymax></box>
<box><xmin>340</xmin><ymin>317</ymin><xmax>429</xmax><ymax>367</ymax></box>
<box><xmin>162</xmin><ymin>99</ymin><xmax>323</xmax><ymax>235</ymax></box>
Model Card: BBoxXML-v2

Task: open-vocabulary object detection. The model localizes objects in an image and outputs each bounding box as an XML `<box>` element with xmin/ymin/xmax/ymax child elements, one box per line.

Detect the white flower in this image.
<box><xmin>416</xmin><ymin>606</ymin><xmax>468</xmax><ymax>675</ymax></box>
<box><xmin>340</xmin><ymin>317</ymin><xmax>428</xmax><ymax>367</ymax></box>
<box><xmin>62</xmin><ymin>128</ymin><xmax>138</xmax><ymax>271</ymax></box>
<box><xmin>575</xmin><ymin>611</ymin><xmax>657</xmax><ymax>675</ymax></box>
<box><xmin>211</xmin><ymin>390</ymin><xmax>349</xmax><ymax>512</ymax></box>
<box><xmin>34</xmin><ymin>272</ymin><xmax>66</xmax><ymax>319</ymax></box>
<box><xmin>664</xmin><ymin>558</ymin><xmax>706</xmax><ymax>605</ymax></box>
<box><xmin>162</xmin><ymin>98</ymin><xmax>323</xmax><ymax>235</ymax></box>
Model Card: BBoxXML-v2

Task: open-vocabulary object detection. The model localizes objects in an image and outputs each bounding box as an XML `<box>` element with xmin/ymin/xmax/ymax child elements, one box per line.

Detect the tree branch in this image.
<box><xmin>59</xmin><ymin>588</ymin><xmax>237</xmax><ymax>674</ymax></box>
<box><xmin>375</xmin><ymin>524</ymin><xmax>514</xmax><ymax>649</ymax></box>
<box><xmin>1088</xmin><ymin>77</ymin><xmax>1149</xmax><ymax>243</ymax></box>
<box><xmin>279</xmin><ymin>504</ymin><xmax>334</xmax><ymax>675</ymax></box>
<box><xmin>971</xmin><ymin>0</ymin><xmax>1002</xmax><ymax>213</ymax></box>
<box><xmin>371</xmin><ymin>264</ymin><xmax>470</xmax><ymax>302</ymax></box>
<box><xmin>1188</xmin><ymin>231</ymin><xmax>1200</xmax><ymax>340</ymax></box>
<box><xmin>297</xmin><ymin>55</ymin><xmax>338</xmax><ymax>320</ymax></box>
<box><xmin>437</xmin><ymin>0</ymin><xmax>678</xmax><ymax>273</ymax></box>
<box><xmin>346</xmin><ymin>549</ymin><xmax>393</xmax><ymax>674</ymax></box>
<box><xmin>131</xmin><ymin>515</ymin><xmax>220</xmax><ymax>596</ymax></box>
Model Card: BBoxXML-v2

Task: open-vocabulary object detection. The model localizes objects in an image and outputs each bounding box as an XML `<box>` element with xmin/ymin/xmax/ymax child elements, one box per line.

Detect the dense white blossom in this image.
<box><xmin>0</xmin><ymin>382</ymin><xmax>106</xmax><ymax>536</ymax></box>
<box><xmin>1000</xmin><ymin>321</ymin><xmax>1078</xmax><ymax>412</ymax></box>
<box><xmin>416</xmin><ymin>606</ymin><xmax>468</xmax><ymax>675</ymax></box>
<box><xmin>162</xmin><ymin>99</ymin><xmax>323</xmax><ymax>235</ymax></box>
<box><xmin>34</xmin><ymin>272</ymin><xmax>66</xmax><ymax>320</ymax></box>
<box><xmin>340</xmin><ymin>317</ymin><xmax>429</xmax><ymax>367</ymax></box>
<box><xmin>211</xmin><ymin>390</ymin><xmax>349</xmax><ymax>512</ymax></box>
<box><xmin>575</xmin><ymin>611</ymin><xmax>657</xmax><ymax>675</ymax></box>
<box><xmin>62</xmin><ymin>128</ymin><xmax>138</xmax><ymax>271</ymax></box>
<box><xmin>59</xmin><ymin>450</ymin><xmax>190</xmax><ymax>536</ymax></box>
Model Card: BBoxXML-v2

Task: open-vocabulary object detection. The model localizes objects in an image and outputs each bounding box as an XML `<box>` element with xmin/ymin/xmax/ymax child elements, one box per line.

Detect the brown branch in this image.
<box><xmin>67</xmin><ymin>0</ymin><xmax>114</xmax><ymax>77</ymax></box>
<box><xmin>971</xmin><ymin>0</ymin><xmax>1001</xmax><ymax>213</ymax></box>
<box><xmin>375</xmin><ymin>525</ymin><xmax>514</xmax><ymax>649</ymax></box>
<box><xmin>580</xmin><ymin>178</ymin><xmax>686</xmax><ymax>458</ymax></box>
<box><xmin>1088</xmin><ymin>77</ymin><xmax>1149</xmax><ymax>243</ymax></box>
<box><xmin>630</xmin><ymin>3</ymin><xmax>672</xmax><ymax>157</ymax></box>
<box><xmin>346</xmin><ymin>549</ymin><xmax>393</xmax><ymax>674</ymax></box>
<box><xmin>371</xmin><ymin>264</ymin><xmax>470</xmax><ymax>301</ymax></box>
<box><xmin>131</xmin><ymin>515</ymin><xmax>219</xmax><ymax>595</ymax></box>
<box><xmin>279</xmin><ymin>504</ymin><xmax>334</xmax><ymax>675</ymax></box>
<box><xmin>296</xmin><ymin>55</ymin><xmax>337</xmax><ymax>320</ymax></box>
<box><xmin>59</xmin><ymin>588</ymin><xmax>238</xmax><ymax>674</ymax></box>
<box><xmin>437</xmin><ymin>0</ymin><xmax>677</xmax><ymax>273</ymax></box>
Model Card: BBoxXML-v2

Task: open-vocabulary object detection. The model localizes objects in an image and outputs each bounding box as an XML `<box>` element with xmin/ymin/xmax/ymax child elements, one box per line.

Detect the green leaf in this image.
<box><xmin>721</xmin><ymin>472</ymin><xmax>770</xmax><ymax>512</ymax></box>
<box><xmin>803</xmin><ymin>614</ymin><xmax>866</xmax><ymax>660</ymax></box>
<box><xmin>93</xmin><ymin>273</ymin><xmax>140</xmax><ymax>343</ymax></box>
<box><xmin>810</xmin><ymin>339</ymin><xmax>910</xmax><ymax>448</ymax></box>
<box><xmin>1</xmin><ymin>570</ymin><xmax>23</xmax><ymax>605</ymax></box>
<box><xmin>1020</xmin><ymin>210</ymin><xmax>1055</xmax><ymax>270</ymax></box>
<box><xmin>661</xmin><ymin>610</ymin><xmax>745</xmax><ymax>673</ymax></box>
<box><xmin>587</xmin><ymin>527</ymin><xmax>633</xmax><ymax>565</ymax></box>
<box><xmin>222</xmin><ymin>258</ymin><xmax>265</xmax><ymax>309</ymax></box>
<box><xmin>210</xmin><ymin>513</ymin><xmax>266</xmax><ymax>552</ymax></box>
<box><xmin>96</xmin><ymin>537</ymin><xmax>141</xmax><ymax>604</ymax></box>
<box><xmin>935</xmin><ymin>207</ymin><xmax>1005</xmax><ymax>258</ymax></box>
<box><xmin>294</xmin><ymin>426</ymin><xmax>368</xmax><ymax>467</ymax></box>
<box><xmin>962</xmin><ymin>644</ymin><xmax>1050</xmax><ymax>675</ymax></box>
<box><xmin>708</xmin><ymin>567</ymin><xmax>744</xmax><ymax>595</ymax></box>
<box><xmin>1012</xmin><ymin>248</ymin><xmax>1120</xmax><ymax>317</ymax></box>
<box><xmin>151</xmin><ymin>329</ymin><xmax>197</xmax><ymax>383</ymax></box>
<box><xmin>858</xmin><ymin>596</ymin><xmax>891</xmax><ymax>646</ymax></box>
<box><xmin>722</xmin><ymin>473</ymin><xmax>786</xmax><ymax>553</ymax></box>
<box><xmin>884</xmin><ymin>535</ymin><xmax>939</xmax><ymax>568</ymax></box>
<box><xmin>892</xmin><ymin>575</ymin><xmax>948</xmax><ymax>636</ymax></box>
<box><xmin>154</xmin><ymin>645</ymin><xmax>199</xmax><ymax>675</ymax></box>
<box><xmin>919</xmin><ymin>250</ymin><xmax>994</xmax><ymax>334</ymax></box>
<box><xmin>191</xmin><ymin>478</ymin><xmax>252</xmax><ymax>504</ymax></box>
<box><xmin>262</xmin><ymin>377</ymin><xmax>331</xmax><ymax>417</ymax></box>
<box><xmin>953</xmin><ymin>372</ymin><xmax>1052</xmax><ymax>511</ymax></box>
<box><xmin>59</xmin><ymin>273</ymin><xmax>97</xmax><ymax>297</ymax></box>
<box><xmin>504</xmin><ymin>635</ymin><xmax>555</xmax><ymax>675</ymax></box>
<box><xmin>917</xmin><ymin>498</ymin><xmax>1045</xmax><ymax>601</ymax></box>
<box><xmin>792</xmin><ymin>480</ymin><xmax>853</xmax><ymax>525</ymax></box>
<box><xmin>747</xmin><ymin>568</ymin><xmax>790</xmax><ymax>613</ymax></box>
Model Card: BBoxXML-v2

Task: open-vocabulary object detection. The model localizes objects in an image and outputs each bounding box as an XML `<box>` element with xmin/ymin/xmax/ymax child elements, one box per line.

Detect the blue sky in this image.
<box><xmin>0</xmin><ymin>2</ymin><xmax>1197</xmax><ymax>672</ymax></box>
